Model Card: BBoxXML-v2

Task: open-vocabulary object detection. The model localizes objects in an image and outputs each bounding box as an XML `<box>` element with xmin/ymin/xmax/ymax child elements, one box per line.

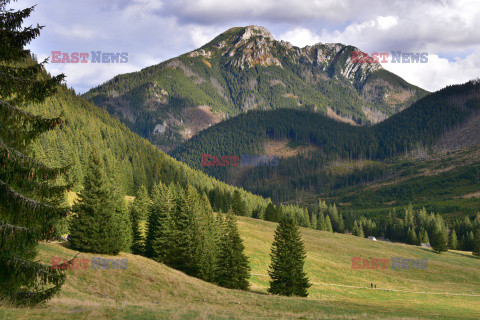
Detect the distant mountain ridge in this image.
<box><xmin>82</xmin><ymin>25</ymin><xmax>427</xmax><ymax>150</ymax></box>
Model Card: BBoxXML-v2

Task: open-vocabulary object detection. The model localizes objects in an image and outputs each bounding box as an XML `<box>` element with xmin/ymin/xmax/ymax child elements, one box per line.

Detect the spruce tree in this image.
<box><xmin>338</xmin><ymin>213</ymin><xmax>346</xmax><ymax>233</ymax></box>
<box><xmin>0</xmin><ymin>0</ymin><xmax>69</xmax><ymax>305</ymax></box>
<box><xmin>352</xmin><ymin>221</ymin><xmax>364</xmax><ymax>238</ymax></box>
<box><xmin>325</xmin><ymin>215</ymin><xmax>333</xmax><ymax>232</ymax></box>
<box><xmin>466</xmin><ymin>231</ymin><xmax>475</xmax><ymax>251</ymax></box>
<box><xmin>473</xmin><ymin>229</ymin><xmax>480</xmax><ymax>258</ymax></box>
<box><xmin>430</xmin><ymin>222</ymin><xmax>448</xmax><ymax>253</ymax></box>
<box><xmin>310</xmin><ymin>213</ymin><xmax>317</xmax><ymax>230</ymax></box>
<box><xmin>231</xmin><ymin>190</ymin><xmax>248</xmax><ymax>216</ymax></box>
<box><xmin>268</xmin><ymin>216</ymin><xmax>311</xmax><ymax>297</ymax></box>
<box><xmin>406</xmin><ymin>227</ymin><xmax>418</xmax><ymax>245</ymax></box>
<box><xmin>215</xmin><ymin>210</ymin><xmax>251</xmax><ymax>290</ymax></box>
<box><xmin>170</xmin><ymin>186</ymin><xmax>195</xmax><ymax>274</ymax></box>
<box><xmin>145</xmin><ymin>183</ymin><xmax>175</xmax><ymax>262</ymax></box>
<box><xmin>419</xmin><ymin>228</ymin><xmax>429</xmax><ymax>244</ymax></box>
<box><xmin>264</xmin><ymin>203</ymin><xmax>277</xmax><ymax>222</ymax></box>
<box><xmin>317</xmin><ymin>213</ymin><xmax>325</xmax><ymax>231</ymax></box>
<box><xmin>449</xmin><ymin>229</ymin><xmax>458</xmax><ymax>250</ymax></box>
<box><xmin>194</xmin><ymin>192</ymin><xmax>219</xmax><ymax>282</ymax></box>
<box><xmin>130</xmin><ymin>185</ymin><xmax>151</xmax><ymax>255</ymax></box>
<box><xmin>69</xmin><ymin>150</ymin><xmax>125</xmax><ymax>254</ymax></box>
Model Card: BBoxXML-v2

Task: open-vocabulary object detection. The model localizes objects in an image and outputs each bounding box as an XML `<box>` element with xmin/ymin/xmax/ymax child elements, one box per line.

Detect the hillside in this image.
<box><xmin>82</xmin><ymin>25</ymin><xmax>427</xmax><ymax>151</ymax></box>
<box><xmin>17</xmin><ymin>58</ymin><xmax>270</xmax><ymax>215</ymax></box>
<box><xmin>171</xmin><ymin>80</ymin><xmax>480</xmax><ymax>209</ymax></box>
<box><xmin>1</xmin><ymin>216</ymin><xmax>478</xmax><ymax>319</ymax></box>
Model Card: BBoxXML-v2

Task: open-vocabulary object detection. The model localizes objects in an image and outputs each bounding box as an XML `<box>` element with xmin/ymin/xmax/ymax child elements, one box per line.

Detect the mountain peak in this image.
<box><xmin>241</xmin><ymin>25</ymin><xmax>274</xmax><ymax>40</ymax></box>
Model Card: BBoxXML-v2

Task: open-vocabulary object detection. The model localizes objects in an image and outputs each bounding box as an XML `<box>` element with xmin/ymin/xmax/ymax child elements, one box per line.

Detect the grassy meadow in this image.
<box><xmin>1</xmin><ymin>216</ymin><xmax>478</xmax><ymax>319</ymax></box>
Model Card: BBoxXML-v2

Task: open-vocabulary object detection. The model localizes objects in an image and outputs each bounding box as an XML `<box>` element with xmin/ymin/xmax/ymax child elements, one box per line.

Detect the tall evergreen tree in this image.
<box><xmin>170</xmin><ymin>186</ymin><xmax>195</xmax><ymax>274</ymax></box>
<box><xmin>194</xmin><ymin>192</ymin><xmax>219</xmax><ymax>282</ymax></box>
<box><xmin>130</xmin><ymin>185</ymin><xmax>151</xmax><ymax>255</ymax></box>
<box><xmin>316</xmin><ymin>213</ymin><xmax>325</xmax><ymax>230</ymax></box>
<box><xmin>145</xmin><ymin>183</ymin><xmax>175</xmax><ymax>262</ymax></box>
<box><xmin>268</xmin><ymin>216</ymin><xmax>311</xmax><ymax>297</ymax></box>
<box><xmin>215</xmin><ymin>210</ymin><xmax>251</xmax><ymax>290</ymax></box>
<box><xmin>430</xmin><ymin>221</ymin><xmax>448</xmax><ymax>253</ymax></box>
<box><xmin>419</xmin><ymin>228</ymin><xmax>429</xmax><ymax>244</ymax></box>
<box><xmin>406</xmin><ymin>227</ymin><xmax>418</xmax><ymax>245</ymax></box>
<box><xmin>264</xmin><ymin>203</ymin><xmax>278</xmax><ymax>222</ymax></box>
<box><xmin>69</xmin><ymin>150</ymin><xmax>126</xmax><ymax>254</ymax></box>
<box><xmin>310</xmin><ymin>212</ymin><xmax>317</xmax><ymax>230</ymax></box>
<box><xmin>466</xmin><ymin>231</ymin><xmax>475</xmax><ymax>251</ymax></box>
<box><xmin>0</xmin><ymin>0</ymin><xmax>69</xmax><ymax>305</ymax></box>
<box><xmin>352</xmin><ymin>221</ymin><xmax>364</xmax><ymax>238</ymax></box>
<box><xmin>231</xmin><ymin>189</ymin><xmax>248</xmax><ymax>217</ymax></box>
<box><xmin>325</xmin><ymin>215</ymin><xmax>333</xmax><ymax>232</ymax></box>
<box><xmin>449</xmin><ymin>229</ymin><xmax>458</xmax><ymax>250</ymax></box>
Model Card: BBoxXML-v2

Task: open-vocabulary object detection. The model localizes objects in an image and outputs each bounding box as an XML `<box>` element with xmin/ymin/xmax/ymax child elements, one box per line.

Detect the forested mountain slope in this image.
<box><xmin>82</xmin><ymin>25</ymin><xmax>427</xmax><ymax>150</ymax></box>
<box><xmin>19</xmin><ymin>58</ymin><xmax>270</xmax><ymax>213</ymax></box>
<box><xmin>171</xmin><ymin>80</ymin><xmax>480</xmax><ymax>209</ymax></box>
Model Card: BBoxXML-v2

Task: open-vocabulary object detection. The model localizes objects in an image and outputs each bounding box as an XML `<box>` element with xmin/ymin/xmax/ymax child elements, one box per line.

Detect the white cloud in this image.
<box><xmin>9</xmin><ymin>0</ymin><xmax>480</xmax><ymax>93</ymax></box>
<box><xmin>52</xmin><ymin>25</ymin><xmax>98</xmax><ymax>40</ymax></box>
<box><xmin>50</xmin><ymin>63</ymin><xmax>141</xmax><ymax>94</ymax></box>
<box><xmin>278</xmin><ymin>27</ymin><xmax>321</xmax><ymax>48</ymax></box>
<box><xmin>376</xmin><ymin>16</ymin><xmax>398</xmax><ymax>31</ymax></box>
<box><xmin>381</xmin><ymin>53</ymin><xmax>480</xmax><ymax>92</ymax></box>
<box><xmin>185</xmin><ymin>25</ymin><xmax>225</xmax><ymax>48</ymax></box>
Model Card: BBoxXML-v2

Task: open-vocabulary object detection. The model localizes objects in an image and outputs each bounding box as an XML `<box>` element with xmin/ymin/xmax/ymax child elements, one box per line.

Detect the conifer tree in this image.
<box><xmin>231</xmin><ymin>190</ymin><xmax>248</xmax><ymax>216</ymax></box>
<box><xmin>430</xmin><ymin>222</ymin><xmax>448</xmax><ymax>253</ymax></box>
<box><xmin>352</xmin><ymin>221</ymin><xmax>364</xmax><ymax>238</ymax></box>
<box><xmin>264</xmin><ymin>203</ymin><xmax>277</xmax><ymax>222</ymax></box>
<box><xmin>449</xmin><ymin>229</ymin><xmax>458</xmax><ymax>250</ymax></box>
<box><xmin>268</xmin><ymin>216</ymin><xmax>311</xmax><ymax>297</ymax></box>
<box><xmin>108</xmin><ymin>167</ymin><xmax>132</xmax><ymax>253</ymax></box>
<box><xmin>317</xmin><ymin>213</ymin><xmax>326</xmax><ymax>230</ymax></box>
<box><xmin>130</xmin><ymin>185</ymin><xmax>151</xmax><ymax>255</ymax></box>
<box><xmin>69</xmin><ymin>150</ymin><xmax>126</xmax><ymax>254</ymax></box>
<box><xmin>194</xmin><ymin>192</ymin><xmax>219</xmax><ymax>282</ymax></box>
<box><xmin>318</xmin><ymin>200</ymin><xmax>328</xmax><ymax>215</ymax></box>
<box><xmin>0</xmin><ymin>0</ymin><xmax>69</xmax><ymax>305</ymax></box>
<box><xmin>325</xmin><ymin>215</ymin><xmax>333</xmax><ymax>232</ymax></box>
<box><xmin>466</xmin><ymin>231</ymin><xmax>475</xmax><ymax>251</ymax></box>
<box><xmin>419</xmin><ymin>228</ymin><xmax>429</xmax><ymax>244</ymax></box>
<box><xmin>473</xmin><ymin>229</ymin><xmax>480</xmax><ymax>258</ymax></box>
<box><xmin>338</xmin><ymin>213</ymin><xmax>346</xmax><ymax>233</ymax></box>
<box><xmin>170</xmin><ymin>186</ymin><xmax>195</xmax><ymax>274</ymax></box>
<box><xmin>327</xmin><ymin>204</ymin><xmax>339</xmax><ymax>232</ymax></box>
<box><xmin>310</xmin><ymin>213</ymin><xmax>317</xmax><ymax>230</ymax></box>
<box><xmin>145</xmin><ymin>183</ymin><xmax>175</xmax><ymax>262</ymax></box>
<box><xmin>215</xmin><ymin>210</ymin><xmax>251</xmax><ymax>290</ymax></box>
<box><xmin>406</xmin><ymin>227</ymin><xmax>418</xmax><ymax>245</ymax></box>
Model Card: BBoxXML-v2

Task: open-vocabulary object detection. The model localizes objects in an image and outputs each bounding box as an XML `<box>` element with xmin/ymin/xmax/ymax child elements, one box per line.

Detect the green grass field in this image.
<box><xmin>1</xmin><ymin>216</ymin><xmax>478</xmax><ymax>319</ymax></box>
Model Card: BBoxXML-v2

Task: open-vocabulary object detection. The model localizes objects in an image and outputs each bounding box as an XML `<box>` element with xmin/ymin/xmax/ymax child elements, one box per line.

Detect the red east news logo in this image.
<box><xmin>201</xmin><ymin>154</ymin><xmax>240</xmax><ymax>167</ymax></box>
<box><xmin>351</xmin><ymin>257</ymin><xmax>389</xmax><ymax>269</ymax></box>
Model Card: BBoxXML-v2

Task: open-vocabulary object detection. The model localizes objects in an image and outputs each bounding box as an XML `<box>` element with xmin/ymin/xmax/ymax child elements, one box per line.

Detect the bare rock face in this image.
<box><xmin>222</xmin><ymin>26</ymin><xmax>282</xmax><ymax>69</ymax></box>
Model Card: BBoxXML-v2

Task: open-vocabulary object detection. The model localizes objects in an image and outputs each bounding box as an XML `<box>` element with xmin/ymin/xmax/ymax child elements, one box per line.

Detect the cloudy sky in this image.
<box><xmin>11</xmin><ymin>0</ymin><xmax>480</xmax><ymax>94</ymax></box>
